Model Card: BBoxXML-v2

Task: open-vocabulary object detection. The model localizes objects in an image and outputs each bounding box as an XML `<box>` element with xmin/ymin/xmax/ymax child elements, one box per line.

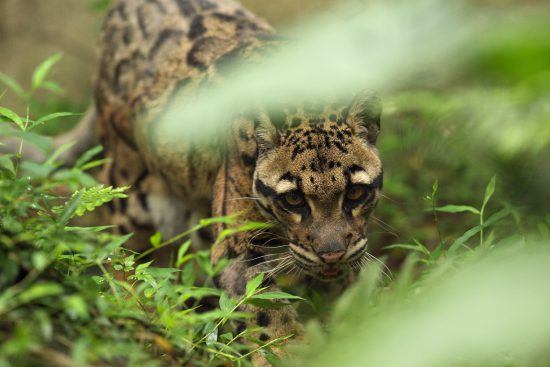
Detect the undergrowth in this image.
<box><xmin>0</xmin><ymin>57</ymin><xmax>300</xmax><ymax>367</ymax></box>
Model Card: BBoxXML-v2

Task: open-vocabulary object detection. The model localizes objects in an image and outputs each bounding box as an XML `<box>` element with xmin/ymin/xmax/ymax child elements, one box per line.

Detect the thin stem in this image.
<box><xmin>97</xmin><ymin>261</ymin><xmax>121</xmax><ymax>302</ymax></box>
<box><xmin>136</xmin><ymin>223</ymin><xmax>204</xmax><ymax>261</ymax></box>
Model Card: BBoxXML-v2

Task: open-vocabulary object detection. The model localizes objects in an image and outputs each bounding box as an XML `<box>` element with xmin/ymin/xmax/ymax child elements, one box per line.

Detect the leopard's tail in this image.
<box><xmin>1</xmin><ymin>103</ymin><xmax>97</xmax><ymax>166</ymax></box>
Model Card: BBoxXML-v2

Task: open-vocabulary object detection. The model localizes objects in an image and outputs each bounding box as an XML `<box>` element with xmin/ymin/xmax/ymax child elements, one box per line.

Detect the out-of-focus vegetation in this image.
<box><xmin>1</xmin><ymin>0</ymin><xmax>549</xmax><ymax>366</ymax></box>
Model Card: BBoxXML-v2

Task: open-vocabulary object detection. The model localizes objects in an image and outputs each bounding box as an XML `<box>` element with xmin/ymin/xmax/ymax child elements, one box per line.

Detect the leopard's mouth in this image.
<box><xmin>320</xmin><ymin>266</ymin><xmax>342</xmax><ymax>277</ymax></box>
<box><xmin>288</xmin><ymin>238</ymin><xmax>369</xmax><ymax>280</ymax></box>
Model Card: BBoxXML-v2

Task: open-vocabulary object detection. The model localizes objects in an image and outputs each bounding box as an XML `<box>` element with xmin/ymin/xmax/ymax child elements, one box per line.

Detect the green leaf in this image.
<box><xmin>249</xmin><ymin>291</ymin><xmax>305</xmax><ymax>301</ymax></box>
<box><xmin>204</xmin><ymin>322</ymin><xmax>218</xmax><ymax>346</ymax></box>
<box><xmin>432</xmin><ymin>178</ymin><xmax>438</xmax><ymax>195</ymax></box>
<box><xmin>144</xmin><ymin>287</ymin><xmax>156</xmax><ymax>298</ymax></box>
<box><xmin>0</xmin><ymin>125</ymin><xmax>53</xmax><ymax>151</ymax></box>
<box><xmin>434</xmin><ymin>205</ymin><xmax>480</xmax><ymax>215</ymax></box>
<box><xmin>0</xmin><ymin>155</ymin><xmax>16</xmax><ymax>176</ymax></box>
<box><xmin>176</xmin><ymin>240</ymin><xmax>192</xmax><ymax>267</ymax></box>
<box><xmin>198</xmin><ymin>215</ymin><xmax>236</xmax><ymax>227</ymax></box>
<box><xmin>45</xmin><ymin>141</ymin><xmax>76</xmax><ymax>165</ymax></box>
<box><xmin>79</xmin><ymin>158</ymin><xmax>108</xmax><ymax>171</ymax></box>
<box><xmin>32</xmin><ymin>252</ymin><xmax>49</xmax><ymax>271</ymax></box>
<box><xmin>482</xmin><ymin>175</ymin><xmax>497</xmax><ymax>211</ymax></box>
<box><xmin>0</xmin><ymin>106</ymin><xmax>24</xmax><ymax>130</ymax></box>
<box><xmin>0</xmin><ymin>72</ymin><xmax>26</xmax><ymax>99</ymax></box>
<box><xmin>246</xmin><ymin>273</ymin><xmax>264</xmax><ymax>296</ymax></box>
<box><xmin>66</xmin><ymin>185</ymin><xmax>129</xmax><ymax>217</ymax></box>
<box><xmin>17</xmin><ymin>283</ymin><xmax>63</xmax><ymax>304</ymax></box>
<box><xmin>41</xmin><ymin>80</ymin><xmax>65</xmax><ymax>95</ymax></box>
<box><xmin>449</xmin><ymin>207</ymin><xmax>511</xmax><ymax>251</ymax></box>
<box><xmin>219</xmin><ymin>292</ymin><xmax>234</xmax><ymax>314</ymax></box>
<box><xmin>31</xmin><ymin>53</ymin><xmax>62</xmax><ymax>91</ymax></box>
<box><xmin>212</xmin><ymin>258</ymin><xmax>229</xmax><ymax>276</ymax></box>
<box><xmin>74</xmin><ymin>145</ymin><xmax>103</xmax><ymax>168</ymax></box>
<box><xmin>150</xmin><ymin>232</ymin><xmax>163</xmax><ymax>248</ymax></box>
<box><xmin>58</xmin><ymin>192</ymin><xmax>83</xmax><ymax>225</ymax></box>
<box><xmin>31</xmin><ymin>112</ymin><xmax>80</xmax><ymax>130</ymax></box>
<box><xmin>135</xmin><ymin>260</ymin><xmax>153</xmax><ymax>275</ymax></box>
<box><xmin>244</xmin><ymin>298</ymin><xmax>289</xmax><ymax>309</ymax></box>
<box><xmin>98</xmin><ymin>233</ymin><xmax>133</xmax><ymax>262</ymax></box>
<box><xmin>63</xmin><ymin>295</ymin><xmax>89</xmax><ymax>320</ymax></box>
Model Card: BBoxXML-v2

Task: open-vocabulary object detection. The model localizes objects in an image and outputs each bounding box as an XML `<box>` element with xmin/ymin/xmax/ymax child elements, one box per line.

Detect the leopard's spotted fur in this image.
<box><xmin>94</xmin><ymin>0</ymin><xmax>383</xmax><ymax>355</ymax></box>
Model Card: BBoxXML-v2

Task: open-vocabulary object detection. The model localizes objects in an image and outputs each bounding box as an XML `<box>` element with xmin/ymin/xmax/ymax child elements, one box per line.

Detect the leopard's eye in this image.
<box><xmin>283</xmin><ymin>191</ymin><xmax>305</xmax><ymax>207</ymax></box>
<box><xmin>346</xmin><ymin>185</ymin><xmax>366</xmax><ymax>201</ymax></box>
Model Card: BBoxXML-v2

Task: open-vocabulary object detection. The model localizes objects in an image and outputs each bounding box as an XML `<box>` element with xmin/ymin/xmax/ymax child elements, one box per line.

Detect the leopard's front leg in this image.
<box><xmin>210</xmin><ymin>158</ymin><xmax>304</xmax><ymax>357</ymax></box>
<box><xmin>216</xmin><ymin>251</ymin><xmax>304</xmax><ymax>343</ymax></box>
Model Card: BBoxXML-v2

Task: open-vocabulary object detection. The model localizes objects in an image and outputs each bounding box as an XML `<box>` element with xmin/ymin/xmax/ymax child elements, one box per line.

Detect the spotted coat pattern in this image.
<box><xmin>94</xmin><ymin>0</ymin><xmax>383</xmax><ymax>360</ymax></box>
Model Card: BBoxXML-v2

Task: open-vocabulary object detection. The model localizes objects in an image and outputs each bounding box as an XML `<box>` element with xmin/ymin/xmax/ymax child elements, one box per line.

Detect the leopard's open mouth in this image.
<box><xmin>321</xmin><ymin>266</ymin><xmax>341</xmax><ymax>277</ymax></box>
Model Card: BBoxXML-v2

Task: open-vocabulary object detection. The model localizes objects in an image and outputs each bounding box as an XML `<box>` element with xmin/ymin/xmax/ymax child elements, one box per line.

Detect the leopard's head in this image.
<box><xmin>252</xmin><ymin>93</ymin><xmax>383</xmax><ymax>281</ymax></box>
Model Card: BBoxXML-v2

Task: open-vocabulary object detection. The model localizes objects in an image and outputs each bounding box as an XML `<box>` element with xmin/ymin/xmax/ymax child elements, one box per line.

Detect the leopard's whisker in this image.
<box><xmin>250</xmin><ymin>244</ymin><xmax>289</xmax><ymax>250</ymax></box>
<box><xmin>239</xmin><ymin>253</ymin><xmax>283</xmax><ymax>263</ymax></box>
<box><xmin>249</xmin><ymin>255</ymin><xmax>292</xmax><ymax>271</ymax></box>
<box><xmin>265</xmin><ymin>258</ymin><xmax>294</xmax><ymax>279</ymax></box>
<box><xmin>225</xmin><ymin>196</ymin><xmax>262</xmax><ymax>202</ymax></box>
<box><xmin>379</xmin><ymin>193</ymin><xmax>398</xmax><ymax>204</ymax></box>
<box><xmin>370</xmin><ymin>216</ymin><xmax>399</xmax><ymax>239</ymax></box>
<box><xmin>364</xmin><ymin>252</ymin><xmax>393</xmax><ymax>281</ymax></box>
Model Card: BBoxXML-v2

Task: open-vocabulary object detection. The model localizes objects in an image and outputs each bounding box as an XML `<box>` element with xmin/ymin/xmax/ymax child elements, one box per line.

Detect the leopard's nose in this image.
<box><xmin>319</xmin><ymin>250</ymin><xmax>345</xmax><ymax>264</ymax></box>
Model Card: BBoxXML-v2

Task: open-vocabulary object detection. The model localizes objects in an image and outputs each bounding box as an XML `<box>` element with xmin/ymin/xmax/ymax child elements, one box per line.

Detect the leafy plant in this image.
<box><xmin>0</xmin><ymin>57</ymin><xmax>304</xmax><ymax>367</ymax></box>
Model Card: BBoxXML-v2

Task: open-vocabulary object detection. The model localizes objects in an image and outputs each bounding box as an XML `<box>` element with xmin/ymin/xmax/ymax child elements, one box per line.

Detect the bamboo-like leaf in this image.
<box><xmin>31</xmin><ymin>112</ymin><xmax>80</xmax><ymax>130</ymax></box>
<box><xmin>246</xmin><ymin>273</ymin><xmax>264</xmax><ymax>296</ymax></box>
<box><xmin>0</xmin><ymin>72</ymin><xmax>26</xmax><ymax>99</ymax></box>
<box><xmin>249</xmin><ymin>291</ymin><xmax>305</xmax><ymax>301</ymax></box>
<box><xmin>482</xmin><ymin>175</ymin><xmax>497</xmax><ymax>211</ymax></box>
<box><xmin>31</xmin><ymin>53</ymin><xmax>63</xmax><ymax>91</ymax></box>
<box><xmin>434</xmin><ymin>205</ymin><xmax>480</xmax><ymax>215</ymax></box>
<box><xmin>0</xmin><ymin>106</ymin><xmax>24</xmax><ymax>130</ymax></box>
<box><xmin>450</xmin><ymin>207</ymin><xmax>511</xmax><ymax>251</ymax></box>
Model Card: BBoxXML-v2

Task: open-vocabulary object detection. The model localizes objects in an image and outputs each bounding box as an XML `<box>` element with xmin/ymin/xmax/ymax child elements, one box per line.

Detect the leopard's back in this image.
<box><xmin>95</xmin><ymin>0</ymin><xmax>273</xmax><ymax>203</ymax></box>
<box><xmin>94</xmin><ymin>0</ymin><xmax>273</xmax><ymax>242</ymax></box>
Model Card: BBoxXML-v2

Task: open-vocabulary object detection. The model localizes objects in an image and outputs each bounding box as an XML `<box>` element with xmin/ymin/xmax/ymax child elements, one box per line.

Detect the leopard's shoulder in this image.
<box><xmin>95</xmin><ymin>0</ymin><xmax>274</xmax><ymax>148</ymax></box>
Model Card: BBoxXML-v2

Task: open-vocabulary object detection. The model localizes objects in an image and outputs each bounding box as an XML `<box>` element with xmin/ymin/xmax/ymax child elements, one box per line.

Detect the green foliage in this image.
<box><xmin>0</xmin><ymin>53</ymin><xmax>64</xmax><ymax>105</ymax></box>
<box><xmin>0</xmin><ymin>58</ymin><xmax>300</xmax><ymax>367</ymax></box>
<box><xmin>56</xmin><ymin>185</ymin><xmax>129</xmax><ymax>217</ymax></box>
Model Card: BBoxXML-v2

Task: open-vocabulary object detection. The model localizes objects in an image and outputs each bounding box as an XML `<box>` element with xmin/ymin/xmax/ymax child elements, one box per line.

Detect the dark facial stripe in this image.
<box><xmin>257</xmin><ymin>202</ymin><xmax>276</xmax><ymax>219</ymax></box>
<box><xmin>347</xmin><ymin>241</ymin><xmax>368</xmax><ymax>261</ymax></box>
<box><xmin>255</xmin><ymin>179</ymin><xmax>276</xmax><ymax>198</ymax></box>
<box><xmin>347</xmin><ymin>164</ymin><xmax>365</xmax><ymax>174</ymax></box>
<box><xmin>289</xmin><ymin>247</ymin><xmax>317</xmax><ymax>265</ymax></box>
<box><xmin>279</xmin><ymin>171</ymin><xmax>294</xmax><ymax>183</ymax></box>
<box><xmin>369</xmin><ymin>171</ymin><xmax>383</xmax><ymax>189</ymax></box>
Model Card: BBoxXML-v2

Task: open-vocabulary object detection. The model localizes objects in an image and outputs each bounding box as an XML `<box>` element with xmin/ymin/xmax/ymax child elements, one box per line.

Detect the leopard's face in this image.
<box><xmin>252</xmin><ymin>93</ymin><xmax>382</xmax><ymax>281</ymax></box>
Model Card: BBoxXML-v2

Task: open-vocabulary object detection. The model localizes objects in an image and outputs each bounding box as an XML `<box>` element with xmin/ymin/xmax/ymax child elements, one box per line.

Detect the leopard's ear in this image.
<box><xmin>254</xmin><ymin>110</ymin><xmax>280</xmax><ymax>153</ymax></box>
<box><xmin>346</xmin><ymin>91</ymin><xmax>382</xmax><ymax>145</ymax></box>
